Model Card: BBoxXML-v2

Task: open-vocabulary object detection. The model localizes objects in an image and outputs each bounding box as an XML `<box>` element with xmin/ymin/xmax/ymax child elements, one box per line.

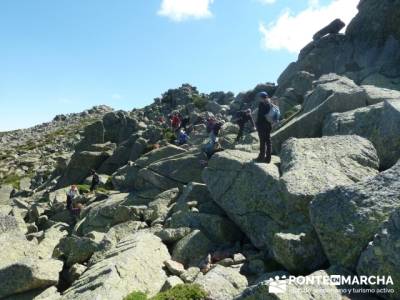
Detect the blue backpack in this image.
<box><xmin>265</xmin><ymin>104</ymin><xmax>281</xmax><ymax>124</ymax></box>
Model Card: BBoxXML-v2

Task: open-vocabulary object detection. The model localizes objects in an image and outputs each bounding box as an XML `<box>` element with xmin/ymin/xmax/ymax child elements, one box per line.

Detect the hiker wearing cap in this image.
<box><xmin>66</xmin><ymin>185</ymin><xmax>79</xmax><ymax>211</ymax></box>
<box><xmin>256</xmin><ymin>91</ymin><xmax>272</xmax><ymax>163</ymax></box>
<box><xmin>234</xmin><ymin>108</ymin><xmax>256</xmax><ymax>142</ymax></box>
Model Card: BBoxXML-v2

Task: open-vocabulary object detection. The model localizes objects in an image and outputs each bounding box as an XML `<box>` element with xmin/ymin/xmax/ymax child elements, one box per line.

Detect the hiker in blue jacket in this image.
<box><xmin>177</xmin><ymin>129</ymin><xmax>189</xmax><ymax>145</ymax></box>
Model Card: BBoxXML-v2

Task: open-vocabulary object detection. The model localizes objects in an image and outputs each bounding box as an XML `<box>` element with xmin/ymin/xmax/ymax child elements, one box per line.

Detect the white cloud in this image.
<box><xmin>158</xmin><ymin>0</ymin><xmax>214</xmax><ymax>22</ymax></box>
<box><xmin>259</xmin><ymin>0</ymin><xmax>359</xmax><ymax>53</ymax></box>
<box><xmin>111</xmin><ymin>93</ymin><xmax>122</xmax><ymax>100</ymax></box>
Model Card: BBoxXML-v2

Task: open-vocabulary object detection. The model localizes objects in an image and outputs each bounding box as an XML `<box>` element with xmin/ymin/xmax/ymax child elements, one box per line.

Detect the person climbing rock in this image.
<box><xmin>66</xmin><ymin>185</ymin><xmax>79</xmax><ymax>211</ymax></box>
<box><xmin>90</xmin><ymin>169</ymin><xmax>100</xmax><ymax>192</ymax></box>
<box><xmin>203</xmin><ymin>118</ymin><xmax>224</xmax><ymax>160</ymax></box>
<box><xmin>177</xmin><ymin>129</ymin><xmax>189</xmax><ymax>145</ymax></box>
<box><xmin>234</xmin><ymin>108</ymin><xmax>255</xmax><ymax>142</ymax></box>
<box><xmin>256</xmin><ymin>91</ymin><xmax>272</xmax><ymax>163</ymax></box>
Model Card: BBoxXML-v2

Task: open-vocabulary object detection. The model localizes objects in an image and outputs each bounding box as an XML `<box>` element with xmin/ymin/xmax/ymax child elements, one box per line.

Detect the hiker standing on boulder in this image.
<box><xmin>203</xmin><ymin>118</ymin><xmax>224</xmax><ymax>159</ymax></box>
<box><xmin>66</xmin><ymin>185</ymin><xmax>79</xmax><ymax>211</ymax></box>
<box><xmin>256</xmin><ymin>91</ymin><xmax>272</xmax><ymax>163</ymax></box>
<box><xmin>90</xmin><ymin>169</ymin><xmax>100</xmax><ymax>192</ymax></box>
<box><xmin>234</xmin><ymin>108</ymin><xmax>255</xmax><ymax>142</ymax></box>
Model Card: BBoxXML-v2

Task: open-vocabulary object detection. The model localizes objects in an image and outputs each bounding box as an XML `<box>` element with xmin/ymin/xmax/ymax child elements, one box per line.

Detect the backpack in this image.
<box><xmin>233</xmin><ymin>111</ymin><xmax>246</xmax><ymax>123</ymax></box>
<box><xmin>265</xmin><ymin>104</ymin><xmax>281</xmax><ymax>124</ymax></box>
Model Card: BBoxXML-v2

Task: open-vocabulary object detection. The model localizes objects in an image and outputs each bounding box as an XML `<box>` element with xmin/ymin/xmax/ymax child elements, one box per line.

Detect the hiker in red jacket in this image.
<box><xmin>170</xmin><ymin>112</ymin><xmax>181</xmax><ymax>132</ymax></box>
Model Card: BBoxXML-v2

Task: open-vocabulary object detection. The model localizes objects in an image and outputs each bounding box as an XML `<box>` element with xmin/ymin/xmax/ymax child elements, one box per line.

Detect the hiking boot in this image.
<box><xmin>254</xmin><ymin>156</ymin><xmax>271</xmax><ymax>164</ymax></box>
<box><xmin>254</xmin><ymin>156</ymin><xmax>265</xmax><ymax>163</ymax></box>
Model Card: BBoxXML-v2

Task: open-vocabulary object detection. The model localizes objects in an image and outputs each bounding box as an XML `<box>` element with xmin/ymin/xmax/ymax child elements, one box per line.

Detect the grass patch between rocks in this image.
<box><xmin>77</xmin><ymin>184</ymin><xmax>91</xmax><ymax>194</ymax></box>
<box><xmin>124</xmin><ymin>284</ymin><xmax>208</xmax><ymax>300</ymax></box>
<box><xmin>1</xmin><ymin>173</ymin><xmax>21</xmax><ymax>189</ymax></box>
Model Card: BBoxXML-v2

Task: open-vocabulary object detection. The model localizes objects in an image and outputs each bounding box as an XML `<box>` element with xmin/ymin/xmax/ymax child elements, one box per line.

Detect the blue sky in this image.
<box><xmin>0</xmin><ymin>0</ymin><xmax>358</xmax><ymax>131</ymax></box>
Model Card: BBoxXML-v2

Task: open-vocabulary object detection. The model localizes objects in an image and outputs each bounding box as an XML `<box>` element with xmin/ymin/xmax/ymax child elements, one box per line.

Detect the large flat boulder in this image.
<box><xmin>357</xmin><ymin>210</ymin><xmax>400</xmax><ymax>300</ymax></box>
<box><xmin>323</xmin><ymin>99</ymin><xmax>400</xmax><ymax>170</ymax></box>
<box><xmin>166</xmin><ymin>182</ymin><xmax>243</xmax><ymax>245</ymax></box>
<box><xmin>134</xmin><ymin>150</ymin><xmax>205</xmax><ymax>192</ymax></box>
<box><xmin>310</xmin><ymin>160</ymin><xmax>400</xmax><ymax>270</ymax></box>
<box><xmin>144</xmin><ymin>188</ymin><xmax>179</xmax><ymax>224</ymax></box>
<box><xmin>194</xmin><ymin>265</ymin><xmax>248</xmax><ymax>300</ymax></box>
<box><xmin>172</xmin><ymin>230</ymin><xmax>216</xmax><ymax>267</ymax></box>
<box><xmin>167</xmin><ymin>211</ymin><xmax>243</xmax><ymax>245</ymax></box>
<box><xmin>362</xmin><ymin>85</ymin><xmax>400</xmax><ymax>105</ymax></box>
<box><xmin>272</xmin><ymin>225</ymin><xmax>326</xmax><ymax>275</ymax></box>
<box><xmin>36</xmin><ymin>223</ymin><xmax>69</xmax><ymax>259</ymax></box>
<box><xmin>141</xmin><ymin>151</ymin><xmax>205</xmax><ymax>185</ymax></box>
<box><xmin>203</xmin><ymin>150</ymin><xmax>283</xmax><ymax>250</ymax></box>
<box><xmin>98</xmin><ymin>135</ymin><xmax>146</xmax><ymax>175</ymax></box>
<box><xmin>74</xmin><ymin>193</ymin><xmax>135</xmax><ymax>235</ymax></box>
<box><xmin>55</xmin><ymin>235</ymin><xmax>100</xmax><ymax>266</ymax></box>
<box><xmin>0</xmin><ymin>257</ymin><xmax>63</xmax><ymax>299</ymax></box>
<box><xmin>102</xmin><ymin>111</ymin><xmax>137</xmax><ymax>144</ymax></box>
<box><xmin>302</xmin><ymin>74</ymin><xmax>365</xmax><ymax>113</ymax></box>
<box><xmin>272</xmin><ymin>74</ymin><xmax>368</xmax><ymax>153</ymax></box>
<box><xmin>56</xmin><ymin>147</ymin><xmax>114</xmax><ymax>188</ymax></box>
<box><xmin>74</xmin><ymin>190</ymin><xmax>160</xmax><ymax>236</ymax></box>
<box><xmin>62</xmin><ymin>232</ymin><xmax>170</xmax><ymax>299</ymax></box>
<box><xmin>0</xmin><ymin>233</ymin><xmax>63</xmax><ymax>298</ymax></box>
<box><xmin>280</xmin><ymin>135</ymin><xmax>379</xmax><ymax>223</ymax></box>
<box><xmin>75</xmin><ymin>121</ymin><xmax>105</xmax><ymax>152</ymax></box>
<box><xmin>111</xmin><ymin>145</ymin><xmax>187</xmax><ymax>191</ymax></box>
<box><xmin>134</xmin><ymin>144</ymin><xmax>187</xmax><ymax>168</ymax></box>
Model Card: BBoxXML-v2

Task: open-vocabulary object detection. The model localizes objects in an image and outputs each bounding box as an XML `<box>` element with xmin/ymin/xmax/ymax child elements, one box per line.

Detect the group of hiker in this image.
<box><xmin>169</xmin><ymin>112</ymin><xmax>191</xmax><ymax>146</ymax></box>
<box><xmin>65</xmin><ymin>91</ymin><xmax>279</xmax><ymax>213</ymax></box>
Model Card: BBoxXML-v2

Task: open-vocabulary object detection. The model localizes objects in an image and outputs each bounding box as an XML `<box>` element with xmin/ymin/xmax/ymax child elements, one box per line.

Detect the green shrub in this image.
<box><xmin>77</xmin><ymin>184</ymin><xmax>90</xmax><ymax>194</ymax></box>
<box><xmin>124</xmin><ymin>284</ymin><xmax>207</xmax><ymax>300</ymax></box>
<box><xmin>163</xmin><ymin>128</ymin><xmax>176</xmax><ymax>143</ymax></box>
<box><xmin>151</xmin><ymin>284</ymin><xmax>208</xmax><ymax>300</ymax></box>
<box><xmin>124</xmin><ymin>291</ymin><xmax>148</xmax><ymax>300</ymax></box>
<box><xmin>192</xmin><ymin>95</ymin><xmax>208</xmax><ymax>110</ymax></box>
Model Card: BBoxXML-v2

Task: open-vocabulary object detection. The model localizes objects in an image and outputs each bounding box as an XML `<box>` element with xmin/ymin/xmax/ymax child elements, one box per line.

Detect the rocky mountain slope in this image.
<box><xmin>1</xmin><ymin>1</ymin><xmax>400</xmax><ymax>299</ymax></box>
